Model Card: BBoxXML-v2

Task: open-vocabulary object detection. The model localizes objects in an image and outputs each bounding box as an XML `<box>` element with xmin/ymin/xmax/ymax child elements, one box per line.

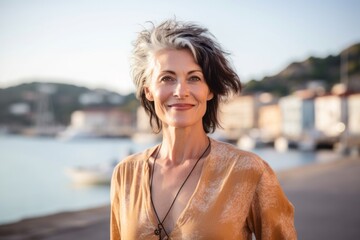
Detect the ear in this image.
<box><xmin>144</xmin><ymin>87</ymin><xmax>154</xmax><ymax>101</ymax></box>
<box><xmin>207</xmin><ymin>91</ymin><xmax>214</xmax><ymax>101</ymax></box>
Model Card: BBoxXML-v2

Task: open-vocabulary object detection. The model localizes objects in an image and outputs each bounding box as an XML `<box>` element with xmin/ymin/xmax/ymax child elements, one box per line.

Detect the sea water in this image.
<box><xmin>0</xmin><ymin>135</ymin><xmax>340</xmax><ymax>224</ymax></box>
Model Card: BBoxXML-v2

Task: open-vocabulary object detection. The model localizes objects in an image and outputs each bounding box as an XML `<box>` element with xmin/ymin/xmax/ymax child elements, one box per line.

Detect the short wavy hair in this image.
<box><xmin>131</xmin><ymin>19</ymin><xmax>241</xmax><ymax>133</ymax></box>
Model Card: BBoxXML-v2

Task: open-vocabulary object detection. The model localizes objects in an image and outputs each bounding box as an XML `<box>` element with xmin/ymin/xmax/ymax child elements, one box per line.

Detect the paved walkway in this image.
<box><xmin>1</xmin><ymin>157</ymin><xmax>359</xmax><ymax>239</ymax></box>
<box><xmin>0</xmin><ymin>206</ymin><xmax>110</xmax><ymax>240</ymax></box>
<box><xmin>279</xmin><ymin>157</ymin><xmax>360</xmax><ymax>240</ymax></box>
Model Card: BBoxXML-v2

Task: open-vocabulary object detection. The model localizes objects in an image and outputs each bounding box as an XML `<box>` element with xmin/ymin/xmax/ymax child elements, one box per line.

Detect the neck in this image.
<box><xmin>159</xmin><ymin>125</ymin><xmax>209</xmax><ymax>166</ymax></box>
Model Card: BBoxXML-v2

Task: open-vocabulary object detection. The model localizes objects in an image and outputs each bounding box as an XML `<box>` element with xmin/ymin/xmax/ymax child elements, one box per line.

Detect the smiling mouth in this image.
<box><xmin>168</xmin><ymin>103</ymin><xmax>195</xmax><ymax>110</ymax></box>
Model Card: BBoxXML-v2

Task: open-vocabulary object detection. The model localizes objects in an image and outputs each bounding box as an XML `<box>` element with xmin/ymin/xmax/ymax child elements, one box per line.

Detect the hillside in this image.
<box><xmin>244</xmin><ymin>42</ymin><xmax>360</xmax><ymax>96</ymax></box>
<box><xmin>0</xmin><ymin>82</ymin><xmax>138</xmax><ymax>127</ymax></box>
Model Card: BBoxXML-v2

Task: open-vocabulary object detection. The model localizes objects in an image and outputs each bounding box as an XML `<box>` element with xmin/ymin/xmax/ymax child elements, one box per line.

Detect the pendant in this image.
<box><xmin>154</xmin><ymin>223</ymin><xmax>162</xmax><ymax>239</ymax></box>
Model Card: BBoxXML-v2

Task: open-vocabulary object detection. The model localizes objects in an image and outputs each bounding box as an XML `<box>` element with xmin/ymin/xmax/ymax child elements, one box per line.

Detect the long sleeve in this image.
<box><xmin>110</xmin><ymin>165</ymin><xmax>121</xmax><ymax>240</ymax></box>
<box><xmin>247</xmin><ymin>161</ymin><xmax>297</xmax><ymax>240</ymax></box>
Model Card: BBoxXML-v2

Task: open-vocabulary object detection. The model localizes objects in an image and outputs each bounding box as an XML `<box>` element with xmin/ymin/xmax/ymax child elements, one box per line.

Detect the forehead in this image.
<box><xmin>152</xmin><ymin>48</ymin><xmax>201</xmax><ymax>72</ymax></box>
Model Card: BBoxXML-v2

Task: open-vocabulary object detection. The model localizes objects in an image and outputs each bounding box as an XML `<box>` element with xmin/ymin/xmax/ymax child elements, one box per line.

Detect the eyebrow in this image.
<box><xmin>188</xmin><ymin>70</ymin><xmax>203</xmax><ymax>74</ymax></box>
<box><xmin>160</xmin><ymin>70</ymin><xmax>203</xmax><ymax>75</ymax></box>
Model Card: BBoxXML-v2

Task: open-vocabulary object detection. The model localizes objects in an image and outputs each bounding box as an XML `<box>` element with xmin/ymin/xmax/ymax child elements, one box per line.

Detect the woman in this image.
<box><xmin>111</xmin><ymin>19</ymin><xmax>296</xmax><ymax>240</ymax></box>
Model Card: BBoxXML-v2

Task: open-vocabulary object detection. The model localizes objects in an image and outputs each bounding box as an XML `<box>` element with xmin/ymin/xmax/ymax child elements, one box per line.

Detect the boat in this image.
<box><xmin>65</xmin><ymin>160</ymin><xmax>118</xmax><ymax>185</ymax></box>
<box><xmin>57</xmin><ymin>127</ymin><xmax>96</xmax><ymax>141</ymax></box>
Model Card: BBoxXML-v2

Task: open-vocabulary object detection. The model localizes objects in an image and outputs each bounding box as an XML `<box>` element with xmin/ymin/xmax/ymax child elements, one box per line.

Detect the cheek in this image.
<box><xmin>198</xmin><ymin>89</ymin><xmax>212</xmax><ymax>103</ymax></box>
<box><xmin>152</xmin><ymin>90</ymin><xmax>170</xmax><ymax>114</ymax></box>
<box><xmin>152</xmin><ymin>86</ymin><xmax>172</xmax><ymax>102</ymax></box>
<box><xmin>152</xmin><ymin>90</ymin><xmax>166</xmax><ymax>103</ymax></box>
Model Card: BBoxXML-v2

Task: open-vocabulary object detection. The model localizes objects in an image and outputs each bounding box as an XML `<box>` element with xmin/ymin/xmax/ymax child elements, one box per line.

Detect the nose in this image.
<box><xmin>173</xmin><ymin>80</ymin><xmax>189</xmax><ymax>98</ymax></box>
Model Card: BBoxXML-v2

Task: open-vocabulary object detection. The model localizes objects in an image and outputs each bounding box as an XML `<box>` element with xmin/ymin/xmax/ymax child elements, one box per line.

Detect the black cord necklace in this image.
<box><xmin>149</xmin><ymin>138</ymin><xmax>211</xmax><ymax>240</ymax></box>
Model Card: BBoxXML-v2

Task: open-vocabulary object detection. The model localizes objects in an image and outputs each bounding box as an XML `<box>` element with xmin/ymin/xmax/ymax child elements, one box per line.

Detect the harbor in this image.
<box><xmin>0</xmin><ymin>135</ymin><xmax>342</xmax><ymax>225</ymax></box>
<box><xmin>1</xmin><ymin>153</ymin><xmax>359</xmax><ymax>240</ymax></box>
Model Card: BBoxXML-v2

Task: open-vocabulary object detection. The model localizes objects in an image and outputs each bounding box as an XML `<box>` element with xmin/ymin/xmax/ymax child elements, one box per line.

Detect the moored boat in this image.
<box><xmin>65</xmin><ymin>160</ymin><xmax>118</xmax><ymax>185</ymax></box>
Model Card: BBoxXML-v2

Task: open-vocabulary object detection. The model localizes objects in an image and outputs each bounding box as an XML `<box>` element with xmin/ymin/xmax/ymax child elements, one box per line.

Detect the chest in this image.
<box><xmin>119</xmin><ymin>158</ymin><xmax>257</xmax><ymax>239</ymax></box>
<box><xmin>150</xmin><ymin>161</ymin><xmax>204</xmax><ymax>235</ymax></box>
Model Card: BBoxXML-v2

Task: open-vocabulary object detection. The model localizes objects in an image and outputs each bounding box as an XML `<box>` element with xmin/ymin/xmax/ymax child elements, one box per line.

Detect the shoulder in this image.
<box><xmin>113</xmin><ymin>145</ymin><xmax>158</xmax><ymax>176</ymax></box>
<box><xmin>209</xmin><ymin>138</ymin><xmax>268</xmax><ymax>175</ymax></box>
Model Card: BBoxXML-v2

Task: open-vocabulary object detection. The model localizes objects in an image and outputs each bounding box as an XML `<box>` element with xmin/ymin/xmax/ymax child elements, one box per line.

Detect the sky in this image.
<box><xmin>0</xmin><ymin>0</ymin><xmax>359</xmax><ymax>94</ymax></box>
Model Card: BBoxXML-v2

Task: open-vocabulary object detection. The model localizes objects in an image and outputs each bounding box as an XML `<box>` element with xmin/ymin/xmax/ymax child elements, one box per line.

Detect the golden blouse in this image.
<box><xmin>110</xmin><ymin>138</ymin><xmax>296</xmax><ymax>239</ymax></box>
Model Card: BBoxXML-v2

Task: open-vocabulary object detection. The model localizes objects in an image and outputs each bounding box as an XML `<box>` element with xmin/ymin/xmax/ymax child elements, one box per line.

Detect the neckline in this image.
<box><xmin>150</xmin><ymin>138</ymin><xmax>210</xmax><ymax>238</ymax></box>
<box><xmin>144</xmin><ymin>138</ymin><xmax>212</xmax><ymax>238</ymax></box>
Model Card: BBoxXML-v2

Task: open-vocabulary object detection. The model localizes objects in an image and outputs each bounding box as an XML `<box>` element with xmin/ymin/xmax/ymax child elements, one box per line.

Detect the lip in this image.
<box><xmin>168</xmin><ymin>103</ymin><xmax>195</xmax><ymax>110</ymax></box>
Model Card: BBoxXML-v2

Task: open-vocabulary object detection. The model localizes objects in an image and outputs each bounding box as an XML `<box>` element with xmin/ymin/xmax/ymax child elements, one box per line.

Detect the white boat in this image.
<box><xmin>57</xmin><ymin>127</ymin><xmax>96</xmax><ymax>141</ymax></box>
<box><xmin>65</xmin><ymin>160</ymin><xmax>118</xmax><ymax>185</ymax></box>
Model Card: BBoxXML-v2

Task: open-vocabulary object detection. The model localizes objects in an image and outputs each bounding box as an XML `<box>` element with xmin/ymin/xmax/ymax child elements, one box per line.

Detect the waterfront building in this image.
<box><xmin>315</xmin><ymin>93</ymin><xmax>347</xmax><ymax>139</ymax></box>
<box><xmin>59</xmin><ymin>108</ymin><xmax>134</xmax><ymax>139</ymax></box>
<box><xmin>258</xmin><ymin>104</ymin><xmax>282</xmax><ymax>143</ymax></box>
<box><xmin>348</xmin><ymin>93</ymin><xmax>360</xmax><ymax>136</ymax></box>
<box><xmin>347</xmin><ymin>93</ymin><xmax>360</xmax><ymax>153</ymax></box>
<box><xmin>279</xmin><ymin>90</ymin><xmax>315</xmax><ymax>140</ymax></box>
<box><xmin>219</xmin><ymin>93</ymin><xmax>276</xmax><ymax>141</ymax></box>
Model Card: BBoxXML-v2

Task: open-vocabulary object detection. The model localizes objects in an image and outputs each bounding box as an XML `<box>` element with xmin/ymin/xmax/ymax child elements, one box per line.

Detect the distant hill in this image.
<box><xmin>0</xmin><ymin>81</ymin><xmax>138</xmax><ymax>127</ymax></box>
<box><xmin>244</xmin><ymin>42</ymin><xmax>360</xmax><ymax>96</ymax></box>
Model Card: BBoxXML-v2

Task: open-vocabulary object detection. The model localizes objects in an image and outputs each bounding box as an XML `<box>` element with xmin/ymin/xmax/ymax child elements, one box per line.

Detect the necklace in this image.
<box><xmin>149</xmin><ymin>138</ymin><xmax>211</xmax><ymax>240</ymax></box>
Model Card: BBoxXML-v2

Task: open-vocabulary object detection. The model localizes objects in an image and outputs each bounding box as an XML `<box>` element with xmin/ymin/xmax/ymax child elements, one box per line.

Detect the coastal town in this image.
<box><xmin>2</xmin><ymin>81</ymin><xmax>359</xmax><ymax>157</ymax></box>
<box><xmin>1</xmin><ymin>80</ymin><xmax>360</xmax><ymax>239</ymax></box>
<box><xmin>59</xmin><ymin>83</ymin><xmax>360</xmax><ymax>156</ymax></box>
<box><xmin>1</xmin><ymin>3</ymin><xmax>359</xmax><ymax>237</ymax></box>
<box><xmin>2</xmin><ymin>42</ymin><xmax>359</xmax><ymax>156</ymax></box>
<box><xmin>1</xmin><ymin>77</ymin><xmax>360</xmax><ymax>239</ymax></box>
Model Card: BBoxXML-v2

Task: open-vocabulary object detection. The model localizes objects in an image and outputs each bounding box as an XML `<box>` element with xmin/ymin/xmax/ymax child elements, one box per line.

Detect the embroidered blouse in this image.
<box><xmin>110</xmin><ymin>138</ymin><xmax>296</xmax><ymax>239</ymax></box>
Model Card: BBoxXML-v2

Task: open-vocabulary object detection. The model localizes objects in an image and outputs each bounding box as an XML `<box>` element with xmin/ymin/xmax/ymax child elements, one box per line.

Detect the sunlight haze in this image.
<box><xmin>0</xmin><ymin>0</ymin><xmax>359</xmax><ymax>94</ymax></box>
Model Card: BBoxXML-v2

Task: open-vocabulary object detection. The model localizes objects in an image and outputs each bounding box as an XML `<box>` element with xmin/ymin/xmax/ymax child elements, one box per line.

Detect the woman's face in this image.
<box><xmin>144</xmin><ymin>48</ymin><xmax>213</xmax><ymax>130</ymax></box>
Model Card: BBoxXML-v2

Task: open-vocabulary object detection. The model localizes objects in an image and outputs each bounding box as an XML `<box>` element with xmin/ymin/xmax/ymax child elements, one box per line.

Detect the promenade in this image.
<box><xmin>279</xmin><ymin>156</ymin><xmax>360</xmax><ymax>239</ymax></box>
<box><xmin>1</xmin><ymin>156</ymin><xmax>359</xmax><ymax>240</ymax></box>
